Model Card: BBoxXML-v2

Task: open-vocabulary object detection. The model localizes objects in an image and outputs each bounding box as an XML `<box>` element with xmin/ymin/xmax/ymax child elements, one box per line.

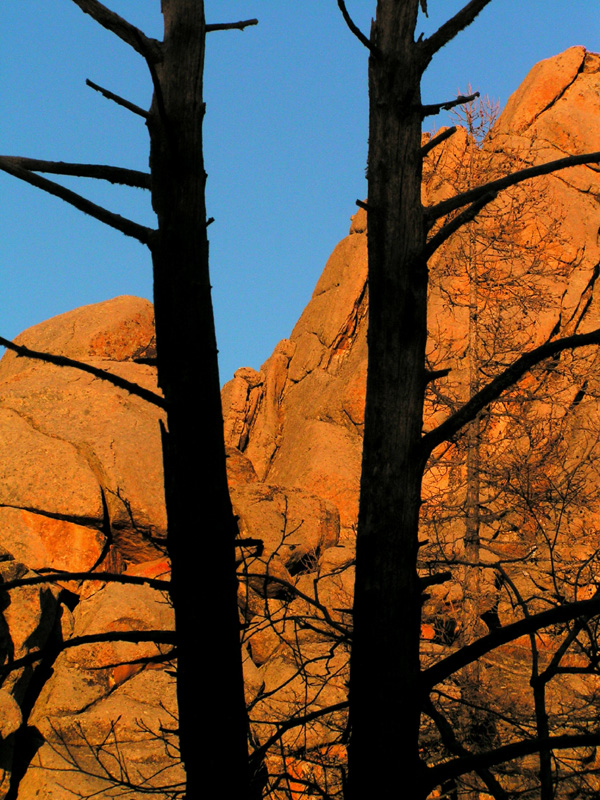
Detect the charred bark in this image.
<box><xmin>148</xmin><ymin>1</ymin><xmax>248</xmax><ymax>796</ymax></box>
<box><xmin>347</xmin><ymin>2</ymin><xmax>430</xmax><ymax>796</ymax></box>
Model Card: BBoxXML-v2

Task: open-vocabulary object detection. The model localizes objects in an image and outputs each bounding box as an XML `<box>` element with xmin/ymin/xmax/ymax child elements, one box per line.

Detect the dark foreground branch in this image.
<box><xmin>426</xmin><ymin>732</ymin><xmax>600</xmax><ymax>791</ymax></box>
<box><xmin>0</xmin><ymin>571</ymin><xmax>170</xmax><ymax>593</ymax></box>
<box><xmin>86</xmin><ymin>78</ymin><xmax>149</xmax><ymax>119</ymax></box>
<box><xmin>336</xmin><ymin>0</ymin><xmax>378</xmax><ymax>54</ymax></box>
<box><xmin>206</xmin><ymin>19</ymin><xmax>258</xmax><ymax>32</ymax></box>
<box><xmin>421</xmin><ymin>126</ymin><xmax>458</xmax><ymax>157</ymax></box>
<box><xmin>422</xmin><ymin>593</ymin><xmax>600</xmax><ymax>689</ymax></box>
<box><xmin>425</xmin><ymin>191</ymin><xmax>497</xmax><ymax>258</ymax></box>
<box><xmin>424</xmin><ymin>698</ymin><xmax>509</xmax><ymax>800</ymax></box>
<box><xmin>70</xmin><ymin>0</ymin><xmax>161</xmax><ymax>62</ymax></box>
<box><xmin>422</xmin><ymin>328</ymin><xmax>600</xmax><ymax>455</ymax></box>
<box><xmin>0</xmin><ymin>155</ymin><xmax>150</xmax><ymax>189</ymax></box>
<box><xmin>420</xmin><ymin>0</ymin><xmax>494</xmax><ymax>62</ymax></box>
<box><xmin>420</xmin><ymin>92</ymin><xmax>479</xmax><ymax>118</ymax></box>
<box><xmin>249</xmin><ymin>701</ymin><xmax>349</xmax><ymax>770</ymax></box>
<box><xmin>0</xmin><ymin>158</ymin><xmax>154</xmax><ymax>244</ymax></box>
<box><xmin>0</xmin><ymin>630</ymin><xmax>176</xmax><ymax>677</ymax></box>
<box><xmin>427</xmin><ymin>150</ymin><xmax>600</xmax><ymax>222</ymax></box>
<box><xmin>0</xmin><ymin>336</ymin><xmax>165</xmax><ymax>409</ymax></box>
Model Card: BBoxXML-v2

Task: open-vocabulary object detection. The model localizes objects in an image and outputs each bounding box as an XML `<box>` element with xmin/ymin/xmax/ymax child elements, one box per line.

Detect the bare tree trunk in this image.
<box><xmin>148</xmin><ymin>1</ymin><xmax>249</xmax><ymax>796</ymax></box>
<box><xmin>347</xmin><ymin>2</ymin><xmax>428</xmax><ymax>797</ymax></box>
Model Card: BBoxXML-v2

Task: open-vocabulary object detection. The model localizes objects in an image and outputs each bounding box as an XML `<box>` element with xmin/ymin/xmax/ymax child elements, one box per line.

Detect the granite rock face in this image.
<box><xmin>0</xmin><ymin>47</ymin><xmax>600</xmax><ymax>798</ymax></box>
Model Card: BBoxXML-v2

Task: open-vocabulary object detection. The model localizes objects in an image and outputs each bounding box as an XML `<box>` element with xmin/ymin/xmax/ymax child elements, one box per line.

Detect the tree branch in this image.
<box><xmin>422</xmin><ymin>593</ymin><xmax>600</xmax><ymax>689</ymax></box>
<box><xmin>420</xmin><ymin>0</ymin><xmax>494</xmax><ymax>62</ymax></box>
<box><xmin>0</xmin><ymin>630</ymin><xmax>176</xmax><ymax>677</ymax></box>
<box><xmin>0</xmin><ymin>571</ymin><xmax>169</xmax><ymax>593</ymax></box>
<box><xmin>69</xmin><ymin>0</ymin><xmax>161</xmax><ymax>62</ymax></box>
<box><xmin>421</xmin><ymin>328</ymin><xmax>600</xmax><ymax>456</ymax></box>
<box><xmin>0</xmin><ymin>158</ymin><xmax>154</xmax><ymax>244</ymax></box>
<box><xmin>0</xmin><ymin>335</ymin><xmax>166</xmax><ymax>409</ymax></box>
<box><xmin>424</xmin><ymin>698</ymin><xmax>509</xmax><ymax>799</ymax></box>
<box><xmin>424</xmin><ymin>191</ymin><xmax>497</xmax><ymax>258</ymax></box>
<box><xmin>426</xmin><ymin>151</ymin><xmax>600</xmax><ymax>222</ymax></box>
<box><xmin>426</xmin><ymin>732</ymin><xmax>600</xmax><ymax>791</ymax></box>
<box><xmin>205</xmin><ymin>19</ymin><xmax>258</xmax><ymax>32</ymax></box>
<box><xmin>421</xmin><ymin>126</ymin><xmax>458</xmax><ymax>158</ymax></box>
<box><xmin>86</xmin><ymin>78</ymin><xmax>148</xmax><ymax>119</ymax></box>
<box><xmin>249</xmin><ymin>701</ymin><xmax>349</xmax><ymax>769</ymax></box>
<box><xmin>0</xmin><ymin>155</ymin><xmax>150</xmax><ymax>189</ymax></box>
<box><xmin>420</xmin><ymin>92</ymin><xmax>479</xmax><ymax>119</ymax></box>
<box><xmin>336</xmin><ymin>0</ymin><xmax>379</xmax><ymax>54</ymax></box>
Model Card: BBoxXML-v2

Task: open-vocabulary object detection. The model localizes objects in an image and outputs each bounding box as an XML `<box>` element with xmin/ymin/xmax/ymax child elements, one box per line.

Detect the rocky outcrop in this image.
<box><xmin>222</xmin><ymin>209</ymin><xmax>368</xmax><ymax>535</ymax></box>
<box><xmin>0</xmin><ymin>296</ymin><xmax>166</xmax><ymax>567</ymax></box>
<box><xmin>0</xmin><ymin>46</ymin><xmax>599</xmax><ymax>799</ymax></box>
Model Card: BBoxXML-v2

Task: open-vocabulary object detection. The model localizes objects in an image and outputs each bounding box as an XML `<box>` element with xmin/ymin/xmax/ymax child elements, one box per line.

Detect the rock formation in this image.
<box><xmin>0</xmin><ymin>46</ymin><xmax>598</xmax><ymax>798</ymax></box>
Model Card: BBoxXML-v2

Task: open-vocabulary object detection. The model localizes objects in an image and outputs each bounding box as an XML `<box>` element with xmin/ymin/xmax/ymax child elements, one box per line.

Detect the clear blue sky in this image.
<box><xmin>1</xmin><ymin>2</ymin><xmax>598</xmax><ymax>383</ymax></box>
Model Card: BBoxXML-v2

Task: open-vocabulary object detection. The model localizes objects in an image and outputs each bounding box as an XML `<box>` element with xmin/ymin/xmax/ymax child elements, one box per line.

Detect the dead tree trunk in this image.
<box><xmin>148</xmin><ymin>2</ymin><xmax>249</xmax><ymax>796</ymax></box>
<box><xmin>347</xmin><ymin>3</ymin><xmax>428</xmax><ymax>795</ymax></box>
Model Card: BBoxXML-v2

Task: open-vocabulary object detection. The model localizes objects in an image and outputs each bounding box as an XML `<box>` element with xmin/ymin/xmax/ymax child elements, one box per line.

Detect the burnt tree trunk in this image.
<box><xmin>148</xmin><ymin>2</ymin><xmax>249</xmax><ymax>796</ymax></box>
<box><xmin>347</xmin><ymin>2</ymin><xmax>429</xmax><ymax>797</ymax></box>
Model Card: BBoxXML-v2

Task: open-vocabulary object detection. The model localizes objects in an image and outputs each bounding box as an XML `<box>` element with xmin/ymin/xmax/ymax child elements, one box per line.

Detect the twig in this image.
<box><xmin>0</xmin><ymin>158</ymin><xmax>154</xmax><ymax>244</ymax></box>
<box><xmin>0</xmin><ymin>335</ymin><xmax>166</xmax><ymax>409</ymax></box>
<box><xmin>0</xmin><ymin>155</ymin><xmax>150</xmax><ymax>189</ymax></box>
<box><xmin>69</xmin><ymin>0</ymin><xmax>161</xmax><ymax>62</ymax></box>
<box><xmin>206</xmin><ymin>19</ymin><xmax>258</xmax><ymax>32</ymax></box>
<box><xmin>86</xmin><ymin>78</ymin><xmax>148</xmax><ymax>119</ymax></box>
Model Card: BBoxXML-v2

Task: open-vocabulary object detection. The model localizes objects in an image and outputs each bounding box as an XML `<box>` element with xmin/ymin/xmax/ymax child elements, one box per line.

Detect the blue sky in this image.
<box><xmin>1</xmin><ymin>2</ymin><xmax>598</xmax><ymax>383</ymax></box>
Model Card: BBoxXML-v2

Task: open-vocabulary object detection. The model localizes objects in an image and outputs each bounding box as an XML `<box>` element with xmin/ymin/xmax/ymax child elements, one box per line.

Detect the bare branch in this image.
<box><xmin>336</xmin><ymin>0</ymin><xmax>379</xmax><ymax>55</ymax></box>
<box><xmin>420</xmin><ymin>571</ymin><xmax>452</xmax><ymax>589</ymax></box>
<box><xmin>70</xmin><ymin>0</ymin><xmax>161</xmax><ymax>62</ymax></box>
<box><xmin>425</xmin><ymin>192</ymin><xmax>498</xmax><ymax>259</ymax></box>
<box><xmin>0</xmin><ymin>630</ymin><xmax>176</xmax><ymax>677</ymax></box>
<box><xmin>0</xmin><ymin>335</ymin><xmax>166</xmax><ymax>409</ymax></box>
<box><xmin>421</xmin><ymin>328</ymin><xmax>600</xmax><ymax>456</ymax></box>
<box><xmin>421</xmin><ymin>126</ymin><xmax>458</xmax><ymax>157</ymax></box>
<box><xmin>356</xmin><ymin>199</ymin><xmax>369</xmax><ymax>211</ymax></box>
<box><xmin>249</xmin><ymin>701</ymin><xmax>349</xmax><ymax>769</ymax></box>
<box><xmin>86</xmin><ymin>78</ymin><xmax>148</xmax><ymax>119</ymax></box>
<box><xmin>420</xmin><ymin>0</ymin><xmax>494</xmax><ymax>62</ymax></box>
<box><xmin>206</xmin><ymin>19</ymin><xmax>258</xmax><ymax>32</ymax></box>
<box><xmin>426</xmin><ymin>732</ymin><xmax>600</xmax><ymax>791</ymax></box>
<box><xmin>420</xmin><ymin>91</ymin><xmax>479</xmax><ymax>119</ymax></box>
<box><xmin>0</xmin><ymin>571</ymin><xmax>169</xmax><ymax>593</ymax></box>
<box><xmin>0</xmin><ymin>158</ymin><xmax>154</xmax><ymax>244</ymax></box>
<box><xmin>422</xmin><ymin>593</ymin><xmax>600</xmax><ymax>689</ymax></box>
<box><xmin>0</xmin><ymin>155</ymin><xmax>150</xmax><ymax>189</ymax></box>
<box><xmin>427</xmin><ymin>150</ymin><xmax>600</xmax><ymax>222</ymax></box>
<box><xmin>425</xmin><ymin>191</ymin><xmax>497</xmax><ymax>258</ymax></box>
<box><xmin>424</xmin><ymin>698</ymin><xmax>510</xmax><ymax>800</ymax></box>
<box><xmin>424</xmin><ymin>367</ymin><xmax>451</xmax><ymax>384</ymax></box>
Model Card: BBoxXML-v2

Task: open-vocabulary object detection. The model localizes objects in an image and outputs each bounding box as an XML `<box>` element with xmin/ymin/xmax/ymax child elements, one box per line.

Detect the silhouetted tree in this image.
<box><xmin>0</xmin><ymin>2</ymin><xmax>257</xmax><ymax>797</ymax></box>
<box><xmin>340</xmin><ymin>2</ymin><xmax>600</xmax><ymax>798</ymax></box>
